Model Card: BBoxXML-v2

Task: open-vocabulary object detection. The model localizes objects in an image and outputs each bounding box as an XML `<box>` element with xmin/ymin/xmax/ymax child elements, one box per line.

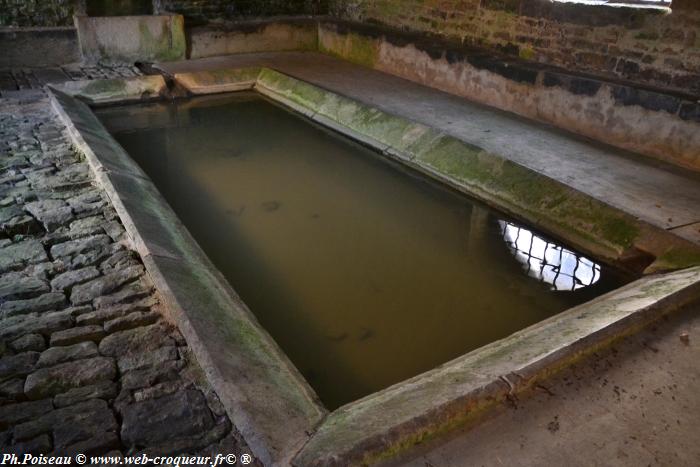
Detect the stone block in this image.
<box><xmin>53</xmin><ymin>380</ymin><xmax>118</xmax><ymax>408</ymax></box>
<box><xmin>104</xmin><ymin>311</ymin><xmax>159</xmax><ymax>334</ymax></box>
<box><xmin>0</xmin><ymin>399</ymin><xmax>53</xmax><ymax>429</ymax></box>
<box><xmin>120</xmin><ymin>360</ymin><xmax>183</xmax><ymax>390</ymax></box>
<box><xmin>69</xmin><ymin>265</ymin><xmax>143</xmax><ymax>305</ymax></box>
<box><xmin>14</xmin><ymin>399</ymin><xmax>115</xmax><ymax>446</ymax></box>
<box><xmin>6</xmin><ymin>433</ymin><xmax>52</xmax><ymax>455</ymax></box>
<box><xmin>0</xmin><ymin>352</ymin><xmax>39</xmax><ymax>381</ymax></box>
<box><xmin>93</xmin><ymin>279</ymin><xmax>152</xmax><ymax>308</ymax></box>
<box><xmin>50</xmin><ymin>234</ymin><xmax>111</xmax><ymax>259</ymax></box>
<box><xmin>120</xmin><ymin>390</ymin><xmax>214</xmax><ymax>446</ymax></box>
<box><xmin>0</xmin><ymin>274</ymin><xmax>48</xmax><ymax>301</ymax></box>
<box><xmin>0</xmin><ymin>378</ymin><xmax>25</xmax><ymax>400</ymax></box>
<box><xmin>25</xmin><ymin>199</ymin><xmax>73</xmax><ymax>231</ymax></box>
<box><xmin>0</xmin><ymin>310</ymin><xmax>73</xmax><ymax>342</ymax></box>
<box><xmin>9</xmin><ymin>334</ymin><xmax>46</xmax><ymax>353</ymax></box>
<box><xmin>117</xmin><ymin>345</ymin><xmax>178</xmax><ymax>373</ymax></box>
<box><xmin>49</xmin><ymin>325</ymin><xmax>106</xmax><ymax>347</ymax></box>
<box><xmin>0</xmin><ymin>292</ymin><xmax>66</xmax><ymax>318</ymax></box>
<box><xmin>68</xmin><ymin>215</ymin><xmax>105</xmax><ymax>238</ymax></box>
<box><xmin>99</xmin><ymin>322</ymin><xmax>176</xmax><ymax>357</ymax></box>
<box><xmin>37</xmin><ymin>341</ymin><xmax>99</xmax><ymax>368</ymax></box>
<box><xmin>50</xmin><ymin>266</ymin><xmax>100</xmax><ymax>291</ymax></box>
<box><xmin>0</xmin><ymin>28</ymin><xmax>79</xmax><ymax>68</ymax></box>
<box><xmin>24</xmin><ymin>356</ymin><xmax>116</xmax><ymax>399</ymax></box>
<box><xmin>99</xmin><ymin>249</ymin><xmax>138</xmax><ymax>275</ymax></box>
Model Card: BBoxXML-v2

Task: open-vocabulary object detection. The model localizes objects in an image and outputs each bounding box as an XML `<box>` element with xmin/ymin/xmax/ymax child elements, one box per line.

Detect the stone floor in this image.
<box><xmin>0</xmin><ymin>84</ymin><xmax>258</xmax><ymax>462</ymax></box>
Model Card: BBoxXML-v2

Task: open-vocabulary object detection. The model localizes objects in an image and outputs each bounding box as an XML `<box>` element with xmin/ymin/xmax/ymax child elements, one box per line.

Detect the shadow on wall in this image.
<box><xmin>87</xmin><ymin>0</ymin><xmax>154</xmax><ymax>16</ymax></box>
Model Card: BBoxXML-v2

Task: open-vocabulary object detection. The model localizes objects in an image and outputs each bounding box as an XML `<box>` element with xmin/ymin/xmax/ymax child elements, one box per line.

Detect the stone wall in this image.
<box><xmin>0</xmin><ymin>28</ymin><xmax>80</xmax><ymax>68</ymax></box>
<box><xmin>155</xmin><ymin>0</ymin><xmax>328</xmax><ymax>25</ymax></box>
<box><xmin>0</xmin><ymin>0</ymin><xmax>82</xmax><ymax>27</ymax></box>
<box><xmin>0</xmin><ymin>0</ymin><xmax>153</xmax><ymax>27</ymax></box>
<box><xmin>0</xmin><ymin>0</ymin><xmax>329</xmax><ymax>27</ymax></box>
<box><xmin>328</xmin><ymin>0</ymin><xmax>700</xmax><ymax>95</ymax></box>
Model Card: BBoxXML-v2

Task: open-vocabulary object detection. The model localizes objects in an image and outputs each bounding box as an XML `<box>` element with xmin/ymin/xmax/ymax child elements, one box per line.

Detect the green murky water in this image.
<box><xmin>97</xmin><ymin>93</ymin><xmax>630</xmax><ymax>409</ymax></box>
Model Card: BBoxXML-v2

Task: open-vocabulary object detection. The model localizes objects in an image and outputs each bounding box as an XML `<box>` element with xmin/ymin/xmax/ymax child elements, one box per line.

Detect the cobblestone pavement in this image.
<box><xmin>0</xmin><ymin>82</ymin><xmax>259</xmax><ymax>463</ymax></box>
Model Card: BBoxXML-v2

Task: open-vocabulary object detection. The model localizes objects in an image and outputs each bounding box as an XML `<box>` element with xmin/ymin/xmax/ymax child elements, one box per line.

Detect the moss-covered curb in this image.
<box><xmin>49</xmin><ymin>75</ymin><xmax>167</xmax><ymax>105</ymax></box>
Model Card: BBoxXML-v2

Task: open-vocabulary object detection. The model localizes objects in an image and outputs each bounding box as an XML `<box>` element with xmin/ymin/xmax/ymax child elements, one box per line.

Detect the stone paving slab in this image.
<box><xmin>0</xmin><ymin>87</ymin><xmax>260</xmax><ymax>463</ymax></box>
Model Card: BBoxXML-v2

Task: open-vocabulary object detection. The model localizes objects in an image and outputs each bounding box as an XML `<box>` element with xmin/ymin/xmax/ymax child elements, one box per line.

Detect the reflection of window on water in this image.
<box><xmin>499</xmin><ymin>221</ymin><xmax>601</xmax><ymax>291</ymax></box>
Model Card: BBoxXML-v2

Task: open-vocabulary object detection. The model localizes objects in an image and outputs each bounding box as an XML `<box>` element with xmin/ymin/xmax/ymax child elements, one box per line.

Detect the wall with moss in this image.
<box><xmin>328</xmin><ymin>0</ymin><xmax>700</xmax><ymax>95</ymax></box>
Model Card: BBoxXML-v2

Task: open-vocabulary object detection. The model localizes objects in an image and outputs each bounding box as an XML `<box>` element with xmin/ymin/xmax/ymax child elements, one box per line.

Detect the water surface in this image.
<box><xmin>97</xmin><ymin>93</ymin><xmax>630</xmax><ymax>409</ymax></box>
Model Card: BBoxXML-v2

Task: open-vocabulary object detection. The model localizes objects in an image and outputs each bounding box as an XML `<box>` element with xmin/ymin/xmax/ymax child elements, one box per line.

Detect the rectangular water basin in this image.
<box><xmin>95</xmin><ymin>92</ymin><xmax>631</xmax><ymax>410</ymax></box>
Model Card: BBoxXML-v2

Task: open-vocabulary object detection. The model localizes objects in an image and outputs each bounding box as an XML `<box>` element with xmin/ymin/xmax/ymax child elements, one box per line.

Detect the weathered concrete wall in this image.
<box><xmin>155</xmin><ymin>0</ymin><xmax>328</xmax><ymax>25</ymax></box>
<box><xmin>189</xmin><ymin>19</ymin><xmax>318</xmax><ymax>59</ymax></box>
<box><xmin>328</xmin><ymin>0</ymin><xmax>700</xmax><ymax>96</ymax></box>
<box><xmin>0</xmin><ymin>27</ymin><xmax>80</xmax><ymax>67</ymax></box>
<box><xmin>317</xmin><ymin>21</ymin><xmax>700</xmax><ymax>171</ymax></box>
<box><xmin>75</xmin><ymin>14</ymin><xmax>186</xmax><ymax>63</ymax></box>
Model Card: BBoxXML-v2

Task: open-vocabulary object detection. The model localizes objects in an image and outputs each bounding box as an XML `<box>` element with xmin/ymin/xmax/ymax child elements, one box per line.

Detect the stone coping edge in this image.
<box><xmin>48</xmin><ymin>88</ymin><xmax>327</xmax><ymax>467</ymax></box>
